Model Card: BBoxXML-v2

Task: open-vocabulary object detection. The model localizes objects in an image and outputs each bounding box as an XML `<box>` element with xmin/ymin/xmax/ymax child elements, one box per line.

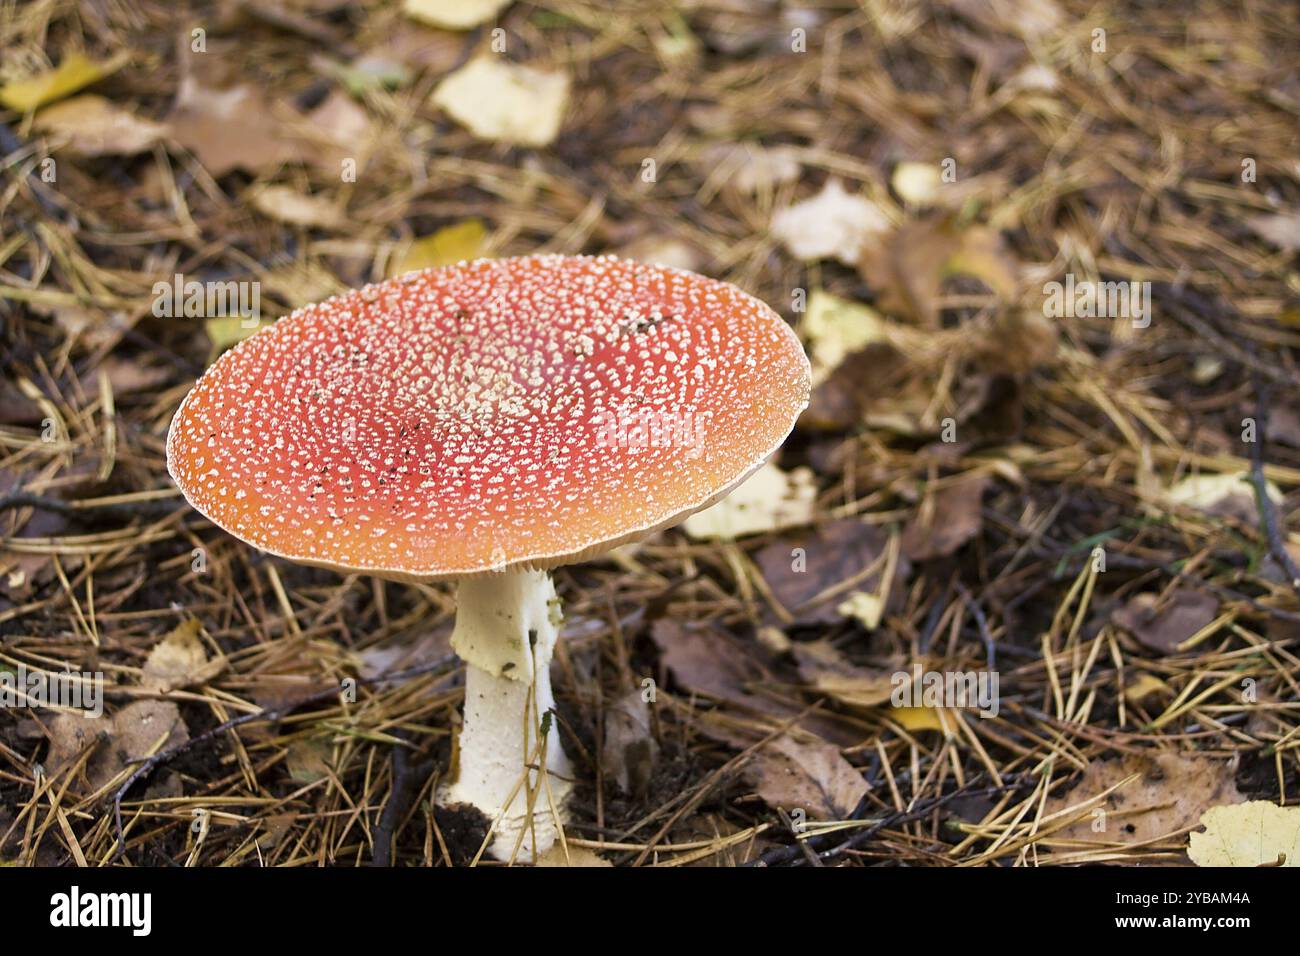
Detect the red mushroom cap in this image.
<box><xmin>167</xmin><ymin>255</ymin><xmax>810</xmax><ymax>580</ymax></box>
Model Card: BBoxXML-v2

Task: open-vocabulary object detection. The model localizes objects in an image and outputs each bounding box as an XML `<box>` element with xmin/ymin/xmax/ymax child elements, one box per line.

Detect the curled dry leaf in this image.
<box><xmin>1111</xmin><ymin>589</ymin><xmax>1220</xmax><ymax>655</ymax></box>
<box><xmin>431</xmin><ymin>58</ymin><xmax>570</xmax><ymax>147</ymax></box>
<box><xmin>859</xmin><ymin>218</ymin><xmax>1019</xmax><ymax>327</ymax></box>
<box><xmin>34</xmin><ymin>95</ymin><xmax>165</xmax><ymax>156</ymax></box>
<box><xmin>601</xmin><ymin>688</ymin><xmax>657</xmax><ymax>797</ymax></box>
<box><xmin>142</xmin><ymin>618</ymin><xmax>224</xmax><ymax>692</ymax></box>
<box><xmin>251</xmin><ymin>186</ymin><xmax>346</xmax><ymax>229</ymax></box>
<box><xmin>1188</xmin><ymin>801</ymin><xmax>1300</xmax><ymax>867</ymax></box>
<box><xmin>792</xmin><ymin>640</ymin><xmax>898</xmax><ymax>709</ymax></box>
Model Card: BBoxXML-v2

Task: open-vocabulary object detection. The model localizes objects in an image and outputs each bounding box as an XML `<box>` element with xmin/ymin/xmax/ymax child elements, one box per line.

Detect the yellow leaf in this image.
<box><xmin>0</xmin><ymin>52</ymin><xmax>126</xmax><ymax>113</ymax></box>
<box><xmin>891</xmin><ymin>707</ymin><xmax>948</xmax><ymax>732</ymax></box>
<box><xmin>431</xmin><ymin>57</ymin><xmax>569</xmax><ymax>147</ymax></box>
<box><xmin>1123</xmin><ymin>673</ymin><xmax>1171</xmax><ymax>704</ymax></box>
<box><xmin>801</xmin><ymin>289</ymin><xmax>887</xmax><ymax>382</ymax></box>
<box><xmin>403</xmin><ymin>0</ymin><xmax>511</xmax><ymax>30</ymax></box>
<box><xmin>206</xmin><ymin>315</ymin><xmax>272</xmax><ymax>360</ymax></box>
<box><xmin>1188</xmin><ymin>801</ymin><xmax>1300</xmax><ymax>867</ymax></box>
<box><xmin>943</xmin><ymin>225</ymin><xmax>1018</xmax><ymax>298</ymax></box>
<box><xmin>391</xmin><ymin>219</ymin><xmax>488</xmax><ymax>277</ymax></box>
<box><xmin>892</xmin><ymin>162</ymin><xmax>942</xmax><ymax>206</ymax></box>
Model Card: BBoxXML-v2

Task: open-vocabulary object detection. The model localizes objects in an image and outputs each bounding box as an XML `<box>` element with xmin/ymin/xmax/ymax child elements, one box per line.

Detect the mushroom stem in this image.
<box><xmin>442</xmin><ymin>568</ymin><xmax>572</xmax><ymax>862</ymax></box>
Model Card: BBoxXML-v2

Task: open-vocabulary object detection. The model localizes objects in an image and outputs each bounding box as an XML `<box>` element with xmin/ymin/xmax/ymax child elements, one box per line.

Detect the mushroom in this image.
<box><xmin>167</xmin><ymin>254</ymin><xmax>810</xmax><ymax>861</ymax></box>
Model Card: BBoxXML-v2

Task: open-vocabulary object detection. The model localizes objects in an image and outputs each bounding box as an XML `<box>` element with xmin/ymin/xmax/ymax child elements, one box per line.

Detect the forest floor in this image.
<box><xmin>1</xmin><ymin>0</ymin><xmax>1298</xmax><ymax>866</ymax></box>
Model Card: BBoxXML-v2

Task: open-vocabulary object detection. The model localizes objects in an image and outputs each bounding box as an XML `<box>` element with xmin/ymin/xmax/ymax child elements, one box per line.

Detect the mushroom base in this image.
<box><xmin>441</xmin><ymin>569</ymin><xmax>573</xmax><ymax>863</ymax></box>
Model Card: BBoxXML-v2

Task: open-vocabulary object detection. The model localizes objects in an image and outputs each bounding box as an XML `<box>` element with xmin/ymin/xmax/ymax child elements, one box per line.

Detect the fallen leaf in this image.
<box><xmin>165</xmin><ymin>79</ymin><xmax>306</xmax><ymax>176</ymax></box>
<box><xmin>754</xmin><ymin>519</ymin><xmax>908</xmax><ymax>626</ymax></box>
<box><xmin>837</xmin><ymin>591</ymin><xmax>885</xmax><ymax>629</ymax></box>
<box><xmin>1112</xmin><ymin>589</ymin><xmax>1219</xmax><ymax>655</ymax></box>
<box><xmin>0</xmin><ymin>52</ymin><xmax>126</xmax><ymax>113</ymax></box>
<box><xmin>803</xmin><ymin>341</ymin><xmax>919</xmax><ymax>431</ymax></box>
<box><xmin>745</xmin><ymin>734</ymin><xmax>867</xmax><ymax>819</ymax></box>
<box><xmin>97</xmin><ymin>356</ymin><xmax>171</xmax><ymax>395</ymax></box>
<box><xmin>601</xmin><ymin>688</ymin><xmax>657</xmax><ymax>797</ymax></box>
<box><xmin>701</xmin><ymin>143</ymin><xmax>800</xmax><ymax>194</ymax></box>
<box><xmin>391</xmin><ymin>219</ymin><xmax>488</xmax><ymax>276</ymax></box>
<box><xmin>1166</xmin><ymin>471</ymin><xmax>1281</xmax><ymax>527</ymax></box>
<box><xmin>431</xmin><ymin>57</ymin><xmax>569</xmax><ymax>147</ymax></box>
<box><xmin>206</xmin><ymin>315</ymin><xmax>273</xmax><ymax>359</ymax></box>
<box><xmin>942</xmin><ymin>225</ymin><xmax>1019</xmax><ymax>299</ymax></box>
<box><xmin>259</xmin><ymin>262</ymin><xmax>346</xmax><ymax>310</ymax></box>
<box><xmin>403</xmin><ymin>0</ymin><xmax>512</xmax><ymax>30</ymax></box>
<box><xmin>683</xmin><ymin>462</ymin><xmax>816</xmax><ymax>540</ymax></box>
<box><xmin>251</xmin><ymin>186</ymin><xmax>346</xmax><ymax>229</ymax></box>
<box><xmin>1124</xmin><ymin>673</ymin><xmax>1172</xmax><ymax>704</ymax></box>
<box><xmin>859</xmin><ymin>218</ymin><xmax>1019</xmax><ymax>326</ymax></box>
<box><xmin>801</xmin><ymin>290</ymin><xmax>887</xmax><ymax>383</ymax></box>
<box><xmin>793</xmin><ymin>640</ymin><xmax>897</xmax><ymax>709</ymax></box>
<box><xmin>649</xmin><ymin>620</ymin><xmax>766</xmax><ymax>706</ymax></box>
<box><xmin>1043</xmin><ymin>753</ymin><xmax>1243</xmax><ymax>852</ymax></box>
<box><xmin>142</xmin><ymin>618</ymin><xmax>223</xmax><ymax>692</ymax></box>
<box><xmin>890</xmin><ymin>707</ymin><xmax>948</xmax><ymax>732</ymax></box>
<box><xmin>44</xmin><ymin>700</ymin><xmax>189</xmax><ymax>791</ymax></box>
<box><xmin>614</xmin><ymin>235</ymin><xmax>701</xmax><ymax>272</ymax></box>
<box><xmin>286</xmin><ymin>737</ymin><xmax>332</xmax><ymax>783</ymax></box>
<box><xmin>1189</xmin><ymin>801</ymin><xmax>1300</xmax><ymax>867</ymax></box>
<box><xmin>34</xmin><ymin>95</ymin><xmax>165</xmax><ymax>156</ymax></box>
<box><xmin>1246</xmin><ymin>212</ymin><xmax>1300</xmax><ymax>252</ymax></box>
<box><xmin>533</xmin><ymin>844</ymin><xmax>612</xmax><ymax>867</ymax></box>
<box><xmin>771</xmin><ymin>179</ymin><xmax>890</xmax><ymax>265</ymax></box>
<box><xmin>892</xmin><ymin>161</ymin><xmax>943</xmax><ymax>206</ymax></box>
<box><xmin>300</xmin><ymin>90</ymin><xmax>375</xmax><ymax>173</ymax></box>
<box><xmin>901</xmin><ymin>475</ymin><xmax>990</xmax><ymax>560</ymax></box>
<box><xmin>369</xmin><ymin>23</ymin><xmax>468</xmax><ymax>73</ymax></box>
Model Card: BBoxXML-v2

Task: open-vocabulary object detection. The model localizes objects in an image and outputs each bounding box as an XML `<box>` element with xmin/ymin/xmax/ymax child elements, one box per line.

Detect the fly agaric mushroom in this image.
<box><xmin>167</xmin><ymin>254</ymin><xmax>810</xmax><ymax>861</ymax></box>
